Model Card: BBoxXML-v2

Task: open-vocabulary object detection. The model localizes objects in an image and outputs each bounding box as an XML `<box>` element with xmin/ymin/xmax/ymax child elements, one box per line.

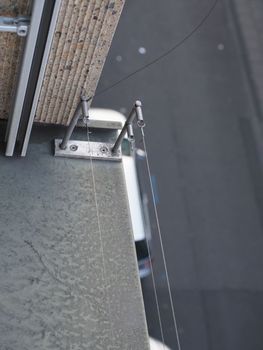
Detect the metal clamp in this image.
<box><xmin>0</xmin><ymin>16</ymin><xmax>30</xmax><ymax>37</ymax></box>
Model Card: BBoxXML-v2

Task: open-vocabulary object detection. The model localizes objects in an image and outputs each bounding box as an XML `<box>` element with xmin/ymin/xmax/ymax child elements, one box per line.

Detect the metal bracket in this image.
<box><xmin>0</xmin><ymin>16</ymin><xmax>30</xmax><ymax>37</ymax></box>
<box><xmin>111</xmin><ymin>100</ymin><xmax>145</xmax><ymax>154</ymax></box>
<box><xmin>54</xmin><ymin>139</ymin><xmax>122</xmax><ymax>161</ymax></box>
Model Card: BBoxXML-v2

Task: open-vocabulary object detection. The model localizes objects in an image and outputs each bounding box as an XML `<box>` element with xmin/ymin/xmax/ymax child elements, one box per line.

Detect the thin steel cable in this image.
<box><xmin>85</xmin><ymin>124</ymin><xmax>115</xmax><ymax>344</ymax></box>
<box><xmin>90</xmin><ymin>0</ymin><xmax>218</xmax><ymax>100</ymax></box>
<box><xmin>142</xmin><ymin>211</ymin><xmax>166</xmax><ymax>349</ymax></box>
<box><xmin>140</xmin><ymin>127</ymin><xmax>182</xmax><ymax>350</ymax></box>
<box><xmin>84</xmin><ymin>113</ymin><xmax>166</xmax><ymax>348</ymax></box>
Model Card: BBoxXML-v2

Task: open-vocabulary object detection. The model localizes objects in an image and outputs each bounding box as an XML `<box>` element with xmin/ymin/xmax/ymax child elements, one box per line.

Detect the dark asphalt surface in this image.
<box><xmin>94</xmin><ymin>1</ymin><xmax>263</xmax><ymax>349</ymax></box>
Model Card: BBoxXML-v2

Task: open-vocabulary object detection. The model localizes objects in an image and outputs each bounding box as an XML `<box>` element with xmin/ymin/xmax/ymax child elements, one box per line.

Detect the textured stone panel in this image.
<box><xmin>35</xmin><ymin>0</ymin><xmax>125</xmax><ymax>125</ymax></box>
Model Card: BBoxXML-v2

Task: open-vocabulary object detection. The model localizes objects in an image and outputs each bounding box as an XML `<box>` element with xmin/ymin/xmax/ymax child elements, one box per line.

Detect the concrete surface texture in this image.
<box><xmin>0</xmin><ymin>126</ymin><xmax>149</xmax><ymax>349</ymax></box>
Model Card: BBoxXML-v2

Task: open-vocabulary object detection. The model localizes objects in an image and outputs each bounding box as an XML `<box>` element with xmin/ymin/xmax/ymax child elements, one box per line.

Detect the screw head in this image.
<box><xmin>70</xmin><ymin>144</ymin><xmax>78</xmax><ymax>152</ymax></box>
<box><xmin>100</xmin><ymin>145</ymin><xmax>109</xmax><ymax>154</ymax></box>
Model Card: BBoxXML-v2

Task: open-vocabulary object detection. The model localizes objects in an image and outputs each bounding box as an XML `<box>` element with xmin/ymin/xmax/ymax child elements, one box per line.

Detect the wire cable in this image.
<box><xmin>85</xmin><ymin>124</ymin><xmax>116</xmax><ymax>345</ymax></box>
<box><xmin>81</xmin><ymin>2</ymin><xmax>219</xmax><ymax>347</ymax></box>
<box><xmin>140</xmin><ymin>127</ymin><xmax>182</xmax><ymax>350</ymax></box>
<box><xmin>90</xmin><ymin>0</ymin><xmax>218</xmax><ymax>100</ymax></box>
<box><xmin>142</xmin><ymin>215</ymin><xmax>167</xmax><ymax>349</ymax></box>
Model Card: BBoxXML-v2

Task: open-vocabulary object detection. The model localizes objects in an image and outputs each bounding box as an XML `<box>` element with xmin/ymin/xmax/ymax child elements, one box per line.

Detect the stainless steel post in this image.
<box><xmin>111</xmin><ymin>100</ymin><xmax>145</xmax><ymax>154</ymax></box>
<box><xmin>127</xmin><ymin>123</ymin><xmax>134</xmax><ymax>142</ymax></box>
<box><xmin>111</xmin><ymin>108</ymin><xmax>136</xmax><ymax>154</ymax></box>
<box><xmin>59</xmin><ymin>102</ymin><xmax>82</xmax><ymax>150</ymax></box>
<box><xmin>135</xmin><ymin>100</ymin><xmax>145</xmax><ymax>127</ymax></box>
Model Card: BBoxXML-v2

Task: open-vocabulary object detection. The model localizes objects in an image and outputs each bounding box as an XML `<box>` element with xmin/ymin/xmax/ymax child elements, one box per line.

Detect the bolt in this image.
<box><xmin>70</xmin><ymin>144</ymin><xmax>78</xmax><ymax>152</ymax></box>
<box><xmin>137</xmin><ymin>119</ymin><xmax>145</xmax><ymax>127</ymax></box>
<box><xmin>100</xmin><ymin>145</ymin><xmax>109</xmax><ymax>154</ymax></box>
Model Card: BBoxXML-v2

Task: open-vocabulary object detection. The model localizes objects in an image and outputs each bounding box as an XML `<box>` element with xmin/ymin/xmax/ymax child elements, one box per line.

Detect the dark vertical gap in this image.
<box><xmin>16</xmin><ymin>0</ymin><xmax>56</xmax><ymax>151</ymax></box>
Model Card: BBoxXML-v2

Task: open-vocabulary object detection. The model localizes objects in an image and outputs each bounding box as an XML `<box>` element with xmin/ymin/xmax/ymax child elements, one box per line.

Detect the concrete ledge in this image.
<box><xmin>0</xmin><ymin>126</ymin><xmax>149</xmax><ymax>349</ymax></box>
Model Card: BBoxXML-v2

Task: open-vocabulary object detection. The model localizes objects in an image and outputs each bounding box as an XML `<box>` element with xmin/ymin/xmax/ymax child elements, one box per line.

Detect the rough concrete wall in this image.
<box><xmin>0</xmin><ymin>0</ymin><xmax>31</xmax><ymax>120</ymax></box>
<box><xmin>35</xmin><ymin>0</ymin><xmax>125</xmax><ymax>125</ymax></box>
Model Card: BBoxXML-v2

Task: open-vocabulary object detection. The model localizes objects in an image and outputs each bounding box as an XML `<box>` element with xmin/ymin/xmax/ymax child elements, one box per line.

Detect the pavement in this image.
<box><xmin>94</xmin><ymin>0</ymin><xmax>263</xmax><ymax>349</ymax></box>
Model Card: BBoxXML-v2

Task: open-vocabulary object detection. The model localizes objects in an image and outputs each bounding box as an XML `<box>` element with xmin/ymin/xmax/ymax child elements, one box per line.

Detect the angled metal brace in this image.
<box><xmin>111</xmin><ymin>100</ymin><xmax>145</xmax><ymax>154</ymax></box>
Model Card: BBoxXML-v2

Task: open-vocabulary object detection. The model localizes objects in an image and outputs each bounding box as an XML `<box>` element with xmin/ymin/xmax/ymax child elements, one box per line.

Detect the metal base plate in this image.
<box><xmin>54</xmin><ymin>139</ymin><xmax>122</xmax><ymax>161</ymax></box>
